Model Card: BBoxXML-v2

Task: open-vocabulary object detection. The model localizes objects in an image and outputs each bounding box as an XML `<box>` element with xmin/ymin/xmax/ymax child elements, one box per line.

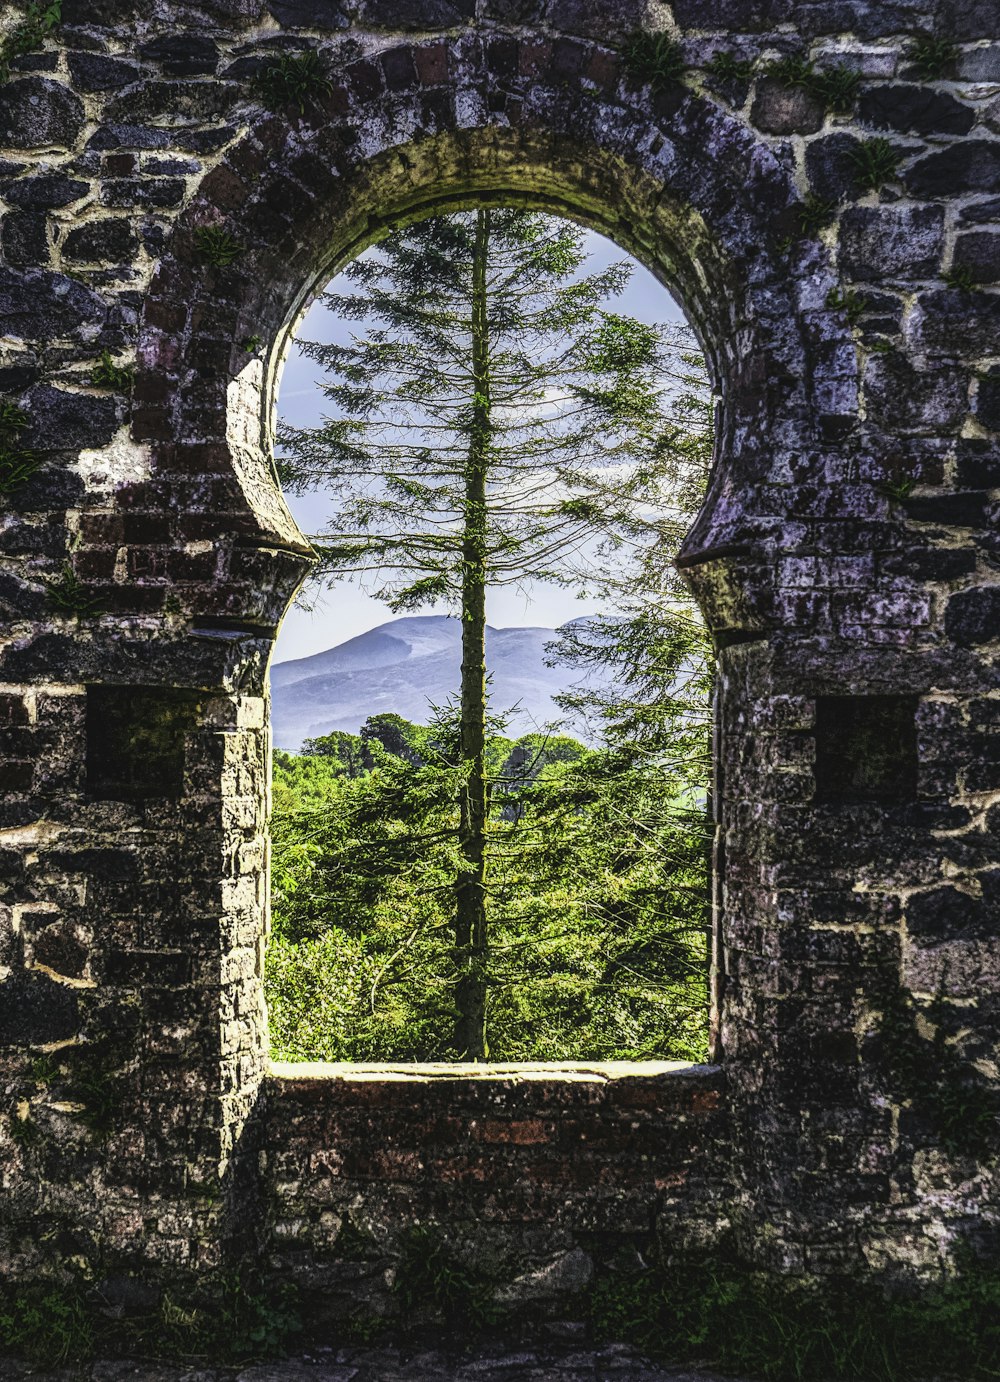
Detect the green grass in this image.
<box><xmin>850</xmin><ymin>137</ymin><xmax>901</xmax><ymax>192</ymax></box>
<box><xmin>767</xmin><ymin>55</ymin><xmax>860</xmax><ymax>112</ymax></box>
<box><xmin>253</xmin><ymin>49</ymin><xmax>333</xmax><ymax>115</ymax></box>
<box><xmin>910</xmin><ymin>34</ymin><xmax>958</xmax><ymax>80</ymax></box>
<box><xmin>0</xmin><ymin>0</ymin><xmax>61</xmax><ymax>86</ymax></box>
<box><xmin>621</xmin><ymin>32</ymin><xmax>687</xmax><ymax>92</ymax></box>
<box><xmin>0</xmin><ymin>1271</ymin><xmax>301</xmax><ymax>1368</ymax></box>
<box><xmin>43</xmin><ymin>562</ymin><xmax>104</xmax><ymax>618</ymax></box>
<box><xmin>796</xmin><ymin>194</ymin><xmax>837</xmax><ymax>237</ymax></box>
<box><xmin>90</xmin><ymin>349</ymin><xmax>134</xmax><ymax>391</ymax></box>
<box><xmin>194</xmin><ymin>226</ymin><xmax>245</xmax><ymax>268</ymax></box>
<box><xmin>589</xmin><ymin>1250</ymin><xmax>1000</xmax><ymax>1382</ymax></box>
<box><xmin>826</xmin><ymin>285</ymin><xmax>868</xmax><ymax>325</ymax></box>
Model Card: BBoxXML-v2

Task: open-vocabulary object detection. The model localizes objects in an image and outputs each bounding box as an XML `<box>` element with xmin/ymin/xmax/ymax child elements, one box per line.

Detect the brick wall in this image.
<box><xmin>265</xmin><ymin>1061</ymin><xmax>726</xmax><ymax>1329</ymax></box>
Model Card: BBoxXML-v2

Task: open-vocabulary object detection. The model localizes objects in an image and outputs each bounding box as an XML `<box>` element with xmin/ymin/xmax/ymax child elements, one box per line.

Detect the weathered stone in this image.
<box><xmin>952</xmin><ymin>232</ymin><xmax>1000</xmax><ymax>285</ymax></box>
<box><xmin>62</xmin><ymin>217</ymin><xmax>140</xmax><ymax>262</ymax></box>
<box><xmin>0</xmin><ymin>266</ymin><xmax>105</xmax><ymax>337</ymax></box>
<box><xmin>913</xmin><ymin>289</ymin><xmax>1000</xmax><ymax>355</ymax></box>
<box><xmin>976</xmin><ymin>369</ymin><xmax>1000</xmax><ymax>433</ymax></box>
<box><xmin>863</xmin><ymin>352</ymin><xmax>965</xmax><ymax>432</ymax></box>
<box><xmin>138</xmin><ymin>35</ymin><xmax>221</xmax><ymax>76</ymax></box>
<box><xmin>907</xmin><ymin>887</ymin><xmax>990</xmax><ymax>944</ymax></box>
<box><xmin>751</xmin><ymin>77</ymin><xmax>824</xmax><ymax>134</ymax></box>
<box><xmin>0</xmin><ymin>78</ymin><xmax>85</xmax><ymax>150</ymax></box>
<box><xmin>356</xmin><ymin>0</ymin><xmax>475</xmax><ymax>28</ymax></box>
<box><xmin>24</xmin><ymin>384</ymin><xmax>120</xmax><ymax>450</ymax></box>
<box><xmin>957</xmin><ymin>44</ymin><xmax>1000</xmax><ymax>82</ymax></box>
<box><xmin>1</xmin><ymin>173</ymin><xmax>90</xmax><ymax>208</ymax></box>
<box><xmin>67</xmin><ymin>52</ymin><xmax>144</xmax><ymax>90</ymax></box>
<box><xmin>959</xmin><ymin>197</ymin><xmax>1000</xmax><ymax>227</ymax></box>
<box><xmin>0</xmin><ymin>969</ymin><xmax>79</xmax><ymax>1044</ymax></box>
<box><xmin>906</xmin><ymin>142</ymin><xmax>1000</xmax><ymax>198</ymax></box>
<box><xmin>945</xmin><ymin>587</ymin><xmax>1000</xmax><ymax>646</ymax></box>
<box><xmin>546</xmin><ymin>0</ymin><xmax>660</xmax><ymax>40</ymax></box>
<box><xmin>265</xmin><ymin>0</ymin><xmax>350</xmax><ymax>25</ymax></box>
<box><xmin>805</xmin><ymin>132</ymin><xmax>866</xmax><ymax>203</ymax></box>
<box><xmin>0</xmin><ymin>209</ymin><xmax>51</xmax><ymax>266</ymax></box>
<box><xmin>839</xmin><ymin>204</ymin><xmax>944</xmax><ymax>281</ymax></box>
<box><xmin>857</xmin><ymin>84</ymin><xmax>976</xmax><ymax>137</ymax></box>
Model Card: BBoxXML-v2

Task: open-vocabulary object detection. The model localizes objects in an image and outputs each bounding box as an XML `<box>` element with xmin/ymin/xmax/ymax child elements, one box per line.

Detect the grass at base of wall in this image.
<box><xmin>0</xmin><ymin>1271</ymin><xmax>301</xmax><ymax>1370</ymax></box>
<box><xmin>588</xmin><ymin>1249</ymin><xmax>1000</xmax><ymax>1382</ymax></box>
<box><xmin>4</xmin><ymin>1250</ymin><xmax>1000</xmax><ymax>1380</ymax></box>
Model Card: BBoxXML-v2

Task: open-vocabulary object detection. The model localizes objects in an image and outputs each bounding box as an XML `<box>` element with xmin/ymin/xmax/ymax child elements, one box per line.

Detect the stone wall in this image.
<box><xmin>0</xmin><ymin>0</ymin><xmax>998</xmax><ymax>1308</ymax></box>
<box><xmin>265</xmin><ymin>1062</ymin><xmax>726</xmax><ymax>1331</ymax></box>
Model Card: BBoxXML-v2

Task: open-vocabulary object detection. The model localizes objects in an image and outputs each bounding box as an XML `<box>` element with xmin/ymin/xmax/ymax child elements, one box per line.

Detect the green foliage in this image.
<box><xmin>874</xmin><ymin>981</ymin><xmax>997</xmax><ymax>1159</ymax></box>
<box><xmin>242</xmin><ymin>334</ymin><xmax>263</xmax><ymax>352</ymax></box>
<box><xmin>274</xmin><ymin>212</ymin><xmax>713</xmax><ymax>1061</ymax></box>
<box><xmin>589</xmin><ymin>1248</ymin><xmax>1000</xmax><ymax>1381</ymax></box>
<box><xmin>90</xmin><ymin>349</ymin><xmax>134</xmax><ymax>391</ymax></box>
<box><xmin>621</xmin><ymin>31</ymin><xmax>686</xmax><ymax>91</ymax></box>
<box><xmin>394</xmin><ymin>1227</ymin><xmax>497</xmax><ymax>1334</ymax></box>
<box><xmin>945</xmin><ymin>263</ymin><xmax>976</xmax><ymax>294</ymax></box>
<box><xmin>768</xmin><ymin>55</ymin><xmax>860</xmax><ymax>112</ymax></box>
<box><xmin>875</xmin><ymin>464</ymin><xmax>916</xmax><ymax>502</ymax></box>
<box><xmin>826</xmin><ymin>285</ymin><xmax>867</xmax><ymax>324</ymax></box>
<box><xmin>44</xmin><ymin>562</ymin><xmax>103</xmax><ymax>618</ymax></box>
<box><xmin>194</xmin><ymin>225</ymin><xmax>245</xmax><ymax>267</ymax></box>
<box><xmin>0</xmin><ymin>0</ymin><xmax>61</xmax><ymax>86</ymax></box>
<box><xmin>0</xmin><ymin>1270</ymin><xmax>300</xmax><ymax>1368</ymax></box>
<box><xmin>909</xmin><ymin>33</ymin><xmax>958</xmax><ymax>80</ymax></box>
<box><xmin>254</xmin><ymin>49</ymin><xmax>332</xmax><ymax>114</ymax></box>
<box><xmin>267</xmin><ymin>702</ymin><xmax>711</xmax><ymax>1063</ymax></box>
<box><xmin>707</xmin><ymin>50</ymin><xmax>755</xmax><ymax>82</ymax></box>
<box><xmin>796</xmin><ymin>193</ymin><xmax>836</xmax><ymax>237</ymax></box>
<box><xmin>849</xmin><ymin>136</ymin><xmax>901</xmax><ymax>192</ymax></box>
<box><xmin>7</xmin><ymin>1108</ymin><xmax>42</xmax><ymax>1148</ymax></box>
<box><xmin>0</xmin><ymin>1284</ymin><xmax>93</xmax><ymax>1367</ymax></box>
<box><xmin>0</xmin><ymin>399</ymin><xmax>38</xmax><ymax>497</ymax></box>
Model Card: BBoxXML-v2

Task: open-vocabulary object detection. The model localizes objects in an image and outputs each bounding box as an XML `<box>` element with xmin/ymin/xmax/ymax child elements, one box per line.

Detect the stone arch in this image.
<box><xmin>130</xmin><ymin>35</ymin><xmax>859</xmax><ymax>648</ymax></box>
<box><xmin>4</xmin><ymin>0</ymin><xmax>999</xmax><ymax>1308</ymax></box>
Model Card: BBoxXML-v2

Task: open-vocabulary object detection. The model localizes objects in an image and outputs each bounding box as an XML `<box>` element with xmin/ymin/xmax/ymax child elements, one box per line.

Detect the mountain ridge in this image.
<box><xmin>270</xmin><ymin>614</ymin><xmax>595</xmax><ymax>751</ymax></box>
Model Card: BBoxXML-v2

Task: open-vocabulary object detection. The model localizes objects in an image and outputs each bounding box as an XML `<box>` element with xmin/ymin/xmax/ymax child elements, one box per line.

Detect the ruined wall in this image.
<box><xmin>0</xmin><ymin>0</ymin><xmax>998</xmax><ymax>1307</ymax></box>
<box><xmin>266</xmin><ymin>1062</ymin><xmax>725</xmax><ymax>1330</ymax></box>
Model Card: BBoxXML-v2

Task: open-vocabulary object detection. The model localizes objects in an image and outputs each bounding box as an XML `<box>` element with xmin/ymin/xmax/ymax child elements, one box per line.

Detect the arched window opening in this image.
<box><xmin>266</xmin><ymin>207</ymin><xmax>714</xmax><ymax>1065</ymax></box>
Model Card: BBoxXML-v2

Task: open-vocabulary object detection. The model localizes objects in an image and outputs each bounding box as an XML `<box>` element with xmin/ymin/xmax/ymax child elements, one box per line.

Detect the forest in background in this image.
<box><xmin>266</xmin><ymin>209</ymin><xmax>714</xmax><ymax>1062</ymax></box>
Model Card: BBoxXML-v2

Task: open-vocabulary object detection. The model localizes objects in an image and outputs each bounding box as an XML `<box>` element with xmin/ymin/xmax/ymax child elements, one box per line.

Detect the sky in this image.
<box><xmin>272</xmin><ymin>224</ymin><xmax>686</xmax><ymax>665</ymax></box>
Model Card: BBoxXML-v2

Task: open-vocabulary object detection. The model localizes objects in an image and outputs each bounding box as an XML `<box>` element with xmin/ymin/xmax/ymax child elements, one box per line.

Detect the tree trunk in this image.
<box><xmin>454</xmin><ymin>208</ymin><xmax>491</xmax><ymax>1061</ymax></box>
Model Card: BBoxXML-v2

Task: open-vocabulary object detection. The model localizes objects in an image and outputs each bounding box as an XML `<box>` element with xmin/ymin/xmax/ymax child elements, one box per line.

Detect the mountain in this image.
<box><xmin>270</xmin><ymin>614</ymin><xmax>596</xmax><ymax>751</ymax></box>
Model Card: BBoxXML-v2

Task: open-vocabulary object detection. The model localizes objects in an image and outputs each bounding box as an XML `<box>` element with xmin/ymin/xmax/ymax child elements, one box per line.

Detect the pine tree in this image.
<box><xmin>278</xmin><ymin>209</ymin><xmax>700</xmax><ymax>1059</ymax></box>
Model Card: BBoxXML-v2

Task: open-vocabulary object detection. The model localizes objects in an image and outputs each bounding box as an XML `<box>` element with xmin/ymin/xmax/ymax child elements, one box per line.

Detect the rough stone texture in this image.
<box><xmin>266</xmin><ymin>1063</ymin><xmax>725</xmax><ymax>1328</ymax></box>
<box><xmin>0</xmin><ymin>1347</ymin><xmax>739</xmax><ymax>1381</ymax></box>
<box><xmin>1</xmin><ymin>0</ymin><xmax>999</xmax><ymax>1330</ymax></box>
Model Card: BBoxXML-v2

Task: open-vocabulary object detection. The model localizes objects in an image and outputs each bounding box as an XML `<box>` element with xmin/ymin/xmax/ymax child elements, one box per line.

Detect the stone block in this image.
<box><xmin>62</xmin><ymin>217</ymin><xmax>140</xmax><ymax>263</ymax></box>
<box><xmin>905</xmin><ymin>141</ymin><xmax>1000</xmax><ymax>198</ymax></box>
<box><xmin>805</xmin><ymin>132</ymin><xmax>866</xmax><ymax>203</ymax></box>
<box><xmin>1</xmin><ymin>174</ymin><xmax>90</xmax><ymax>208</ymax></box>
<box><xmin>23</xmin><ymin>384</ymin><xmax>120</xmax><ymax>451</ymax></box>
<box><xmin>945</xmin><ymin>587</ymin><xmax>1000</xmax><ymax>646</ymax></box>
<box><xmin>814</xmin><ymin>695</ymin><xmax>918</xmax><ymax>804</ymax></box>
<box><xmin>356</xmin><ymin>0</ymin><xmax>475</xmax><ymax>28</ymax></box>
<box><xmin>67</xmin><ymin>53</ymin><xmax>143</xmax><ymax>90</ymax></box>
<box><xmin>953</xmin><ymin>231</ymin><xmax>1000</xmax><ymax>284</ymax></box>
<box><xmin>858</xmin><ymin>83</ymin><xmax>976</xmax><ymax>136</ymax></box>
<box><xmin>751</xmin><ymin>77</ymin><xmax>824</xmax><ymax>134</ymax></box>
<box><xmin>0</xmin><ymin>78</ymin><xmax>85</xmax><ymax>150</ymax></box>
<box><xmin>839</xmin><ymin>204</ymin><xmax>944</xmax><ymax>281</ymax></box>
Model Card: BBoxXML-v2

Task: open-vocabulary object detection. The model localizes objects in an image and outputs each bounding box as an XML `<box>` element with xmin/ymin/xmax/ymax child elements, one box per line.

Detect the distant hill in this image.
<box><xmin>270</xmin><ymin>614</ymin><xmax>598</xmax><ymax>751</ymax></box>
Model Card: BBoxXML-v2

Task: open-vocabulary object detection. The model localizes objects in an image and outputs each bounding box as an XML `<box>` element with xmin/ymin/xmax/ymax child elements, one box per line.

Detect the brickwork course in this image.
<box><xmin>1</xmin><ymin>0</ymin><xmax>999</xmax><ymax>1344</ymax></box>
